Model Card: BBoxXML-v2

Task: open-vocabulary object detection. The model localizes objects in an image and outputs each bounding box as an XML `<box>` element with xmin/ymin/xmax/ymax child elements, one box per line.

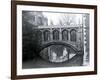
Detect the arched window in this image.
<box><xmin>62</xmin><ymin>29</ymin><xmax>68</xmax><ymax>41</ymax></box>
<box><xmin>43</xmin><ymin>30</ymin><xmax>50</xmax><ymax>41</ymax></box>
<box><xmin>70</xmin><ymin>29</ymin><xmax>77</xmax><ymax>42</ymax></box>
<box><xmin>53</xmin><ymin>30</ymin><xmax>59</xmax><ymax>40</ymax></box>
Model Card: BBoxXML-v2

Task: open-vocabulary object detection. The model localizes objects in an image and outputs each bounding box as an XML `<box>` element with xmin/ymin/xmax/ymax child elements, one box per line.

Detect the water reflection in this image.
<box><xmin>40</xmin><ymin>45</ymin><xmax>76</xmax><ymax>63</ymax></box>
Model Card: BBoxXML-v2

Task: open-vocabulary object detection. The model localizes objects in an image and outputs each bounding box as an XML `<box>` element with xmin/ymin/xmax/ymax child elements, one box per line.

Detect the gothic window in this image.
<box><xmin>62</xmin><ymin>29</ymin><xmax>68</xmax><ymax>41</ymax></box>
<box><xmin>43</xmin><ymin>30</ymin><xmax>50</xmax><ymax>41</ymax></box>
<box><xmin>53</xmin><ymin>30</ymin><xmax>59</xmax><ymax>40</ymax></box>
<box><xmin>70</xmin><ymin>29</ymin><xmax>77</xmax><ymax>42</ymax></box>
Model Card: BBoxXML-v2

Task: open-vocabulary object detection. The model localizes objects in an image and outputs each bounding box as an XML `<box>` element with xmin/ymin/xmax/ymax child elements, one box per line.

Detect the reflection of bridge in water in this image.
<box><xmin>34</xmin><ymin>25</ymin><xmax>84</xmax><ymax>63</ymax></box>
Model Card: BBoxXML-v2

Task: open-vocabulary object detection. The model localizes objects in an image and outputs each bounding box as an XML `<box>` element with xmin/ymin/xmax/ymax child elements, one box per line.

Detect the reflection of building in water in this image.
<box><xmin>50</xmin><ymin>51</ymin><xmax>57</xmax><ymax>62</ymax></box>
<box><xmin>46</xmin><ymin>46</ymin><xmax>76</xmax><ymax>63</ymax></box>
<box><xmin>62</xmin><ymin>48</ymin><xmax>68</xmax><ymax>58</ymax></box>
<box><xmin>45</xmin><ymin>45</ymin><xmax>74</xmax><ymax>63</ymax></box>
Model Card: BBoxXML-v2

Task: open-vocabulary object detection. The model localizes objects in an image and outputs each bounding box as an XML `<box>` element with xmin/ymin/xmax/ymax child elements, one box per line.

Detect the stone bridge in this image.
<box><xmin>34</xmin><ymin>25</ymin><xmax>83</xmax><ymax>53</ymax></box>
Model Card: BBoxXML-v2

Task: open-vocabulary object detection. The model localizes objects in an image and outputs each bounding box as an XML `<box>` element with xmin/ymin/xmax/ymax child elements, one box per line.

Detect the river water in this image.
<box><xmin>40</xmin><ymin>45</ymin><xmax>76</xmax><ymax>63</ymax></box>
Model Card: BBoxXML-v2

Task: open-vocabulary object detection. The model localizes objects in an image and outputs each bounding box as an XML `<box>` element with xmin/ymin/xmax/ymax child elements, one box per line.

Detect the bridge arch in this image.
<box><xmin>38</xmin><ymin>41</ymin><xmax>79</xmax><ymax>53</ymax></box>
